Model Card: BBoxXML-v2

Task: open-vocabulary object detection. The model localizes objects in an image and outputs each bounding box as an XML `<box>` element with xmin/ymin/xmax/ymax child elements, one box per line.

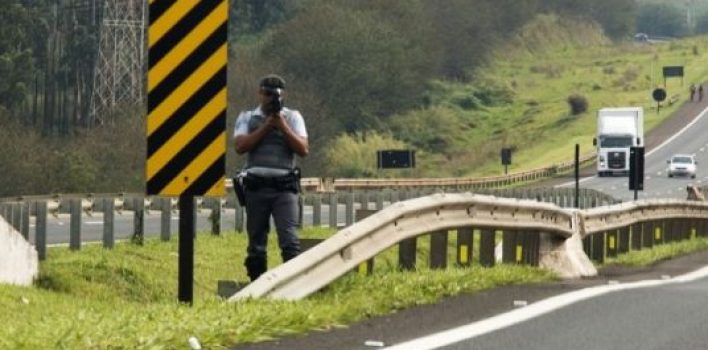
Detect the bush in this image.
<box><xmin>567</xmin><ymin>94</ymin><xmax>588</xmax><ymax>115</ymax></box>
<box><xmin>324</xmin><ymin>132</ymin><xmax>408</xmax><ymax>177</ymax></box>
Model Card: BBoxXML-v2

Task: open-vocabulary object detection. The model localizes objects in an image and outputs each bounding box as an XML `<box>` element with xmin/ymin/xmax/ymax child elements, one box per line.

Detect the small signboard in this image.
<box><xmin>501</xmin><ymin>148</ymin><xmax>512</xmax><ymax>165</ymax></box>
<box><xmin>377</xmin><ymin>150</ymin><xmax>416</xmax><ymax>169</ymax></box>
<box><xmin>662</xmin><ymin>66</ymin><xmax>684</xmax><ymax>86</ymax></box>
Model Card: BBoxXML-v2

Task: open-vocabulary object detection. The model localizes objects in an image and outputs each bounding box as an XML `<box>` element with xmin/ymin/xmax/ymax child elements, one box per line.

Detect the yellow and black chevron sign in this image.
<box><xmin>146</xmin><ymin>0</ymin><xmax>227</xmax><ymax>197</ymax></box>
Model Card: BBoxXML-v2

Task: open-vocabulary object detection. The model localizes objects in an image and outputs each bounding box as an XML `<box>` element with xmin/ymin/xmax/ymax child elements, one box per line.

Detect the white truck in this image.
<box><xmin>593</xmin><ymin>107</ymin><xmax>644</xmax><ymax>177</ymax></box>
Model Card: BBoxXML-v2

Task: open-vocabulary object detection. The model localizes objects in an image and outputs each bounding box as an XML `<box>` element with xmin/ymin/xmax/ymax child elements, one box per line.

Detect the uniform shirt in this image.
<box><xmin>233</xmin><ymin>106</ymin><xmax>307</xmax><ymax>177</ymax></box>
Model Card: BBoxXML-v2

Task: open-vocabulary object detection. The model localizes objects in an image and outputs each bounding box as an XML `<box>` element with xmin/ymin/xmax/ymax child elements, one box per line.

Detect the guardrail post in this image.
<box><xmin>358</xmin><ymin>192</ymin><xmax>368</xmax><ymax>211</ymax></box>
<box><xmin>312</xmin><ymin>194</ymin><xmax>321</xmax><ymax>226</ymax></box>
<box><xmin>376</xmin><ymin>192</ymin><xmax>384</xmax><ymax>211</ymax></box>
<box><xmin>21</xmin><ymin>201</ymin><xmax>30</xmax><ymax>239</ymax></box>
<box><xmin>328</xmin><ymin>192</ymin><xmax>338</xmax><ymax>228</ymax></box>
<box><xmin>235</xmin><ymin>201</ymin><xmax>245</xmax><ymax>233</ymax></box>
<box><xmin>630</xmin><ymin>223</ymin><xmax>642</xmax><ymax>251</ymax></box>
<box><xmin>35</xmin><ymin>201</ymin><xmax>47</xmax><ymax>260</ymax></box>
<box><xmin>653</xmin><ymin>220</ymin><xmax>664</xmax><ymax>245</ymax></box>
<box><xmin>606</xmin><ymin>230</ymin><xmax>618</xmax><ymax>258</ymax></box>
<box><xmin>133</xmin><ymin>197</ymin><xmax>145</xmax><ymax>245</ymax></box>
<box><xmin>591</xmin><ymin>232</ymin><xmax>604</xmax><ymax>263</ymax></box>
<box><xmin>210</xmin><ymin>199</ymin><xmax>222</xmax><ymax>235</ymax></box>
<box><xmin>398</xmin><ymin>237</ymin><xmax>417</xmax><ymax>271</ymax></box>
<box><xmin>12</xmin><ymin>202</ymin><xmax>22</xmax><ymax>235</ymax></box>
<box><xmin>103</xmin><ymin>198</ymin><xmax>115</xmax><ymax>249</ymax></box>
<box><xmin>582</xmin><ymin>236</ymin><xmax>592</xmax><ymax>257</ymax></box>
<box><xmin>70</xmin><ymin>199</ymin><xmax>81</xmax><ymax>251</ymax></box>
<box><xmin>456</xmin><ymin>228</ymin><xmax>474</xmax><ymax>267</ymax></box>
<box><xmin>430</xmin><ymin>230</ymin><xmax>448</xmax><ymax>269</ymax></box>
<box><xmin>479</xmin><ymin>228</ymin><xmax>495</xmax><ymax>267</ymax></box>
<box><xmin>345</xmin><ymin>192</ymin><xmax>354</xmax><ymax>226</ymax></box>
<box><xmin>525</xmin><ymin>231</ymin><xmax>540</xmax><ymax>266</ymax></box>
<box><xmin>502</xmin><ymin>230</ymin><xmax>519</xmax><ymax>264</ymax></box>
<box><xmin>298</xmin><ymin>195</ymin><xmax>304</xmax><ymax>228</ymax></box>
<box><xmin>617</xmin><ymin>226</ymin><xmax>629</xmax><ymax>254</ymax></box>
<box><xmin>161</xmin><ymin>198</ymin><xmax>171</xmax><ymax>241</ymax></box>
<box><xmin>665</xmin><ymin>219</ymin><xmax>676</xmax><ymax>242</ymax></box>
<box><xmin>681</xmin><ymin>218</ymin><xmax>691</xmax><ymax>240</ymax></box>
<box><xmin>642</xmin><ymin>221</ymin><xmax>654</xmax><ymax>248</ymax></box>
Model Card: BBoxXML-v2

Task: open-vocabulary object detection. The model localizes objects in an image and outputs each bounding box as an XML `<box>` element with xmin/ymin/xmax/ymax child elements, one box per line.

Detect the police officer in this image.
<box><xmin>233</xmin><ymin>75</ymin><xmax>309</xmax><ymax>281</ymax></box>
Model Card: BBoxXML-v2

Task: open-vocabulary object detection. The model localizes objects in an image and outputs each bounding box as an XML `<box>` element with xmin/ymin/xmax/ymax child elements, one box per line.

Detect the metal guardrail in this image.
<box><xmin>220</xmin><ymin>153</ymin><xmax>596</xmax><ymax>192</ymax></box>
<box><xmin>231</xmin><ymin>193</ymin><xmax>577</xmax><ymax>300</ymax></box>
<box><xmin>231</xmin><ymin>196</ymin><xmax>708</xmax><ymax>300</ymax></box>
<box><xmin>0</xmin><ymin>187</ymin><xmax>617</xmax><ymax>262</ymax></box>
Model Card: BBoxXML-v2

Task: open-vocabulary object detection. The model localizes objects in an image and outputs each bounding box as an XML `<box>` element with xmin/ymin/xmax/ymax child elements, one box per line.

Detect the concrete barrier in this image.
<box><xmin>0</xmin><ymin>215</ymin><xmax>38</xmax><ymax>286</ymax></box>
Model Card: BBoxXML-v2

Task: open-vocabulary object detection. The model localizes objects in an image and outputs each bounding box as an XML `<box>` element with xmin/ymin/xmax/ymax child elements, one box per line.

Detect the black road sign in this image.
<box><xmin>501</xmin><ymin>148</ymin><xmax>512</xmax><ymax>165</ymax></box>
<box><xmin>652</xmin><ymin>88</ymin><xmax>667</xmax><ymax>103</ymax></box>
<box><xmin>662</xmin><ymin>66</ymin><xmax>684</xmax><ymax>78</ymax></box>
<box><xmin>377</xmin><ymin>150</ymin><xmax>416</xmax><ymax>169</ymax></box>
<box><xmin>629</xmin><ymin>147</ymin><xmax>645</xmax><ymax>193</ymax></box>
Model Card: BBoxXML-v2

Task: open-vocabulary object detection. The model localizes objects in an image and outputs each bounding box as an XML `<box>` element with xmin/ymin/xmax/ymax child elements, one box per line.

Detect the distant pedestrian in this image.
<box><xmin>690</xmin><ymin>84</ymin><xmax>697</xmax><ymax>102</ymax></box>
<box><xmin>699</xmin><ymin>84</ymin><xmax>704</xmax><ymax>102</ymax></box>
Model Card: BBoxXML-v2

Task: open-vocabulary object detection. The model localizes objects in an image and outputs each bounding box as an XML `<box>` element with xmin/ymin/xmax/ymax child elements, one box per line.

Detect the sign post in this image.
<box><xmin>662</xmin><ymin>66</ymin><xmax>684</xmax><ymax>87</ymax></box>
<box><xmin>629</xmin><ymin>147</ymin><xmax>645</xmax><ymax>201</ymax></box>
<box><xmin>377</xmin><ymin>150</ymin><xmax>416</xmax><ymax>169</ymax></box>
<box><xmin>147</xmin><ymin>0</ymin><xmax>228</xmax><ymax>304</ymax></box>
<box><xmin>501</xmin><ymin>148</ymin><xmax>512</xmax><ymax>175</ymax></box>
<box><xmin>652</xmin><ymin>88</ymin><xmax>667</xmax><ymax>114</ymax></box>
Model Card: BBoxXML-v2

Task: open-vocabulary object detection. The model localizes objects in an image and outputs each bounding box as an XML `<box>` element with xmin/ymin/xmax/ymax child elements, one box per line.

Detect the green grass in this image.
<box><xmin>0</xmin><ymin>229</ymin><xmax>554</xmax><ymax>350</ymax></box>
<box><xmin>392</xmin><ymin>15</ymin><xmax>708</xmax><ymax>178</ymax></box>
<box><xmin>603</xmin><ymin>236</ymin><xmax>708</xmax><ymax>267</ymax></box>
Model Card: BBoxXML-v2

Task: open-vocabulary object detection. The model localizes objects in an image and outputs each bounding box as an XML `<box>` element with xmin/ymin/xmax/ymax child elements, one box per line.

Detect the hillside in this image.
<box><xmin>336</xmin><ymin>15</ymin><xmax>708</xmax><ymax>178</ymax></box>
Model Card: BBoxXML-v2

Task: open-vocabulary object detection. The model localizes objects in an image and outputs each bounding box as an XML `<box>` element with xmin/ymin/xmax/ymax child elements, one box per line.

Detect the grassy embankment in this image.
<box><xmin>406</xmin><ymin>16</ymin><xmax>708</xmax><ymax>177</ymax></box>
<box><xmin>0</xmin><ymin>228</ymin><xmax>553</xmax><ymax>349</ymax></box>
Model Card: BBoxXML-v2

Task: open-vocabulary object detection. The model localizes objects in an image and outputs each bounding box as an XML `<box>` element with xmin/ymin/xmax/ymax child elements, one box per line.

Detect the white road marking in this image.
<box><xmin>86</xmin><ymin>221</ymin><xmax>103</xmax><ymax>225</ymax></box>
<box><xmin>701</xmin><ymin>148</ymin><xmax>706</xmax><ymax>152</ymax></box>
<box><xmin>384</xmin><ymin>266</ymin><xmax>708</xmax><ymax>350</ymax></box>
<box><xmin>657</xmin><ymin>171</ymin><xmax>663</xmax><ymax>176</ymax></box>
<box><xmin>646</xmin><ymin>176</ymin><xmax>651</xmax><ymax>180</ymax></box>
<box><xmin>645</xmin><ymin>106</ymin><xmax>708</xmax><ymax>157</ymax></box>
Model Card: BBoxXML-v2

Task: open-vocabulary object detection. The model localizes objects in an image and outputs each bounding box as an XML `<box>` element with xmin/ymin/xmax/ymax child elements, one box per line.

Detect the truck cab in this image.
<box><xmin>594</xmin><ymin>107</ymin><xmax>644</xmax><ymax>177</ymax></box>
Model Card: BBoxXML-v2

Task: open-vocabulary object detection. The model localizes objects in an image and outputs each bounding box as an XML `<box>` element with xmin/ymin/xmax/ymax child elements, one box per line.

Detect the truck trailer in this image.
<box><xmin>594</xmin><ymin>107</ymin><xmax>644</xmax><ymax>177</ymax></box>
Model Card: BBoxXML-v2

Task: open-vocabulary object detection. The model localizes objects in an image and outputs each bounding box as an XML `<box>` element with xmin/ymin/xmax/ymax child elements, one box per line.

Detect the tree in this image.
<box><xmin>263</xmin><ymin>2</ymin><xmax>436</xmax><ymax>132</ymax></box>
<box><xmin>0</xmin><ymin>2</ymin><xmax>37</xmax><ymax>110</ymax></box>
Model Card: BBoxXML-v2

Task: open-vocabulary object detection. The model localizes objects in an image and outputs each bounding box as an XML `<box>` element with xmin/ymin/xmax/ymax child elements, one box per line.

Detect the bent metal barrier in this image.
<box><xmin>230</xmin><ymin>195</ymin><xmax>708</xmax><ymax>301</ymax></box>
<box><xmin>230</xmin><ymin>193</ymin><xmax>581</xmax><ymax>301</ymax></box>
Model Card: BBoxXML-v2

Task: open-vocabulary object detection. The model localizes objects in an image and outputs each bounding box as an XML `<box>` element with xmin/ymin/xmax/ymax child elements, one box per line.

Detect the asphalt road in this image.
<box><xmin>439</xmin><ymin>273</ymin><xmax>708</xmax><ymax>350</ymax></box>
<box><xmin>34</xmin><ymin>205</ymin><xmax>354</xmax><ymax>245</ymax></box>
<box><xmin>560</xmin><ymin>105</ymin><xmax>708</xmax><ymax>201</ymax></box>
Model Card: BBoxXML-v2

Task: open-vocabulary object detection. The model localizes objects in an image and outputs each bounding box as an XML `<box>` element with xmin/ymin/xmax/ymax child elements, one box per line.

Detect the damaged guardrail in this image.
<box><xmin>230</xmin><ymin>196</ymin><xmax>708</xmax><ymax>301</ymax></box>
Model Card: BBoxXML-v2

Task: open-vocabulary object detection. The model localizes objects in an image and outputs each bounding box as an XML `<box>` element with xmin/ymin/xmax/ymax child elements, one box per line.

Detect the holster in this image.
<box><xmin>233</xmin><ymin>173</ymin><xmax>247</xmax><ymax>207</ymax></box>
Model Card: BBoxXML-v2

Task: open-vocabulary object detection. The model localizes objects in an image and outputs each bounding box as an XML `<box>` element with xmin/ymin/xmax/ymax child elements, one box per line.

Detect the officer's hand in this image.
<box><xmin>266</xmin><ymin>113</ymin><xmax>287</xmax><ymax>131</ymax></box>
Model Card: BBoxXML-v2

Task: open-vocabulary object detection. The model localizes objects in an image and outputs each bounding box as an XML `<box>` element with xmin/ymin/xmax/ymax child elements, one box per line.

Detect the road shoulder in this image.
<box><xmin>232</xmin><ymin>250</ymin><xmax>708</xmax><ymax>350</ymax></box>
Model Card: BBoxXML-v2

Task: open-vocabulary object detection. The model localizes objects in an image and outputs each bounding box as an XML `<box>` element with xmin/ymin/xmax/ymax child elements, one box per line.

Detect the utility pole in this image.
<box><xmin>89</xmin><ymin>0</ymin><xmax>146</xmax><ymax>126</ymax></box>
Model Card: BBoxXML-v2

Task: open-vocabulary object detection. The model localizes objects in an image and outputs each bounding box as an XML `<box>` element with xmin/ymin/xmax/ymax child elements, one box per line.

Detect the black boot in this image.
<box><xmin>244</xmin><ymin>256</ymin><xmax>267</xmax><ymax>282</ymax></box>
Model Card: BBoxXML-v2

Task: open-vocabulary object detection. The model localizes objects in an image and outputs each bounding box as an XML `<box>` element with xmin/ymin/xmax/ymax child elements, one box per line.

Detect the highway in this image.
<box><xmin>562</xmin><ymin>106</ymin><xmax>708</xmax><ymax>201</ymax></box>
<box><xmin>32</xmin><ymin>205</ymin><xmax>351</xmax><ymax>246</ymax></box>
<box><xmin>391</xmin><ymin>267</ymin><xmax>708</xmax><ymax>350</ymax></box>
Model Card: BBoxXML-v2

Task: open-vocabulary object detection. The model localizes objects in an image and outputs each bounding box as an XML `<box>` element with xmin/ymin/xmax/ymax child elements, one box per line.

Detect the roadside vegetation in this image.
<box><xmin>0</xmin><ymin>228</ymin><xmax>554</xmax><ymax>349</ymax></box>
<box><xmin>603</xmin><ymin>236</ymin><xmax>708</xmax><ymax>267</ymax></box>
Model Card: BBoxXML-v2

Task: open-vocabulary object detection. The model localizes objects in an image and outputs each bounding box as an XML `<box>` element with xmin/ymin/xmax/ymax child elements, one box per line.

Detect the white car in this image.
<box><xmin>667</xmin><ymin>154</ymin><xmax>697</xmax><ymax>179</ymax></box>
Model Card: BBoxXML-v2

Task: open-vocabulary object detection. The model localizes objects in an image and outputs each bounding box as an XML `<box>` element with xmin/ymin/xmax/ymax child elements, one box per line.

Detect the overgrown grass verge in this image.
<box><xmin>602</xmin><ymin>236</ymin><xmax>708</xmax><ymax>267</ymax></box>
<box><xmin>0</xmin><ymin>229</ymin><xmax>554</xmax><ymax>349</ymax></box>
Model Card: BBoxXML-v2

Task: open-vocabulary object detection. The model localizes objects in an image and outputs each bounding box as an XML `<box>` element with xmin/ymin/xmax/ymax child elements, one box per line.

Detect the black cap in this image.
<box><xmin>259</xmin><ymin>74</ymin><xmax>286</xmax><ymax>90</ymax></box>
